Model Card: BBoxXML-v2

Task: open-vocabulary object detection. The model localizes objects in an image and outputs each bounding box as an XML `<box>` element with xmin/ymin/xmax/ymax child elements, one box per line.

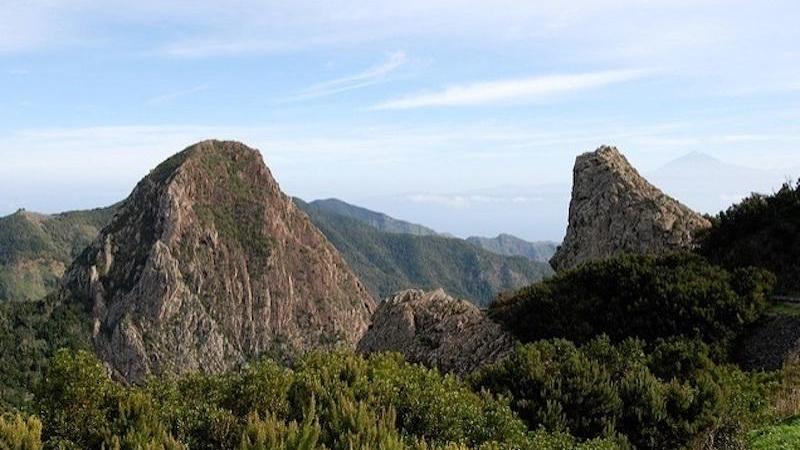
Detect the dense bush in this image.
<box><xmin>489</xmin><ymin>253</ymin><xmax>774</xmax><ymax>358</ymax></box>
<box><xmin>14</xmin><ymin>349</ymin><xmax>620</xmax><ymax>450</ymax></box>
<box><xmin>0</xmin><ymin>298</ymin><xmax>91</xmax><ymax>408</ymax></box>
<box><xmin>0</xmin><ymin>413</ymin><xmax>42</xmax><ymax>450</ymax></box>
<box><xmin>698</xmin><ymin>179</ymin><xmax>800</xmax><ymax>295</ymax></box>
<box><xmin>470</xmin><ymin>337</ymin><xmax>784</xmax><ymax>450</ymax></box>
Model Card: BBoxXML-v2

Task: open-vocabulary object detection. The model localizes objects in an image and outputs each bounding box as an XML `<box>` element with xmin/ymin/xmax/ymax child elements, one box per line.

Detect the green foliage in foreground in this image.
<box><xmin>2</xmin><ymin>350</ymin><xmax>619</xmax><ymax>450</ymax></box>
<box><xmin>489</xmin><ymin>253</ymin><xmax>775</xmax><ymax>358</ymax></box>
<box><xmin>698</xmin><ymin>179</ymin><xmax>800</xmax><ymax>296</ymax></box>
<box><xmin>0</xmin><ymin>413</ymin><xmax>42</xmax><ymax>450</ymax></box>
<box><xmin>749</xmin><ymin>416</ymin><xmax>800</xmax><ymax>450</ymax></box>
<box><xmin>471</xmin><ymin>337</ymin><xmax>787</xmax><ymax>450</ymax></box>
<box><xmin>0</xmin><ymin>345</ymin><xmax>797</xmax><ymax>450</ymax></box>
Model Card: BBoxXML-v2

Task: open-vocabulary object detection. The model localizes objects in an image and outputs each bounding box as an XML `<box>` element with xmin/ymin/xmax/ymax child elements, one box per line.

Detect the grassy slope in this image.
<box><xmin>297</xmin><ymin>199</ymin><xmax>553</xmax><ymax>306</ymax></box>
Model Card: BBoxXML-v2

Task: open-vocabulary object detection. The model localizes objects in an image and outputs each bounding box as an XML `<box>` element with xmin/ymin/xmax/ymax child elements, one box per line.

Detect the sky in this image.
<box><xmin>1</xmin><ymin>0</ymin><xmax>799</xmax><ymax>241</ymax></box>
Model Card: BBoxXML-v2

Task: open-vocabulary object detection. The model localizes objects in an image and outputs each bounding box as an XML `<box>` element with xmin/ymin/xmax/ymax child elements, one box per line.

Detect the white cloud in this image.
<box><xmin>373</xmin><ymin>69</ymin><xmax>651</xmax><ymax>109</ymax></box>
<box><xmin>407</xmin><ymin>194</ymin><xmax>544</xmax><ymax>208</ymax></box>
<box><xmin>285</xmin><ymin>51</ymin><xmax>408</xmax><ymax>101</ymax></box>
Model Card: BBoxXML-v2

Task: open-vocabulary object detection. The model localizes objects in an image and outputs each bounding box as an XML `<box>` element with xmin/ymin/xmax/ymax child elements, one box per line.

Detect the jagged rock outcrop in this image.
<box><xmin>358</xmin><ymin>289</ymin><xmax>514</xmax><ymax>376</ymax></box>
<box><xmin>551</xmin><ymin>146</ymin><xmax>711</xmax><ymax>271</ymax></box>
<box><xmin>62</xmin><ymin>140</ymin><xmax>375</xmax><ymax>382</ymax></box>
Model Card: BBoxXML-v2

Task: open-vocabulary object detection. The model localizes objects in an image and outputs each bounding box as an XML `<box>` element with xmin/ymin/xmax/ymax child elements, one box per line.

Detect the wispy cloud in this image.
<box><xmin>407</xmin><ymin>194</ymin><xmax>543</xmax><ymax>208</ymax></box>
<box><xmin>373</xmin><ymin>69</ymin><xmax>651</xmax><ymax>110</ymax></box>
<box><xmin>146</xmin><ymin>85</ymin><xmax>210</xmax><ymax>105</ymax></box>
<box><xmin>286</xmin><ymin>51</ymin><xmax>408</xmax><ymax>102</ymax></box>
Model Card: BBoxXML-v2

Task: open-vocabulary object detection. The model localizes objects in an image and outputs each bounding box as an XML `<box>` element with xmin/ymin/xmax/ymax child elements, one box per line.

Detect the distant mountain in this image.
<box><xmin>296</xmin><ymin>199</ymin><xmax>553</xmax><ymax>306</ymax></box>
<box><xmin>648</xmin><ymin>151</ymin><xmax>795</xmax><ymax>216</ymax></box>
<box><xmin>309</xmin><ymin>198</ymin><xmax>439</xmax><ymax>236</ymax></box>
<box><xmin>466</xmin><ymin>234</ymin><xmax>557</xmax><ymax>263</ymax></box>
<box><xmin>310</xmin><ymin>198</ymin><xmax>557</xmax><ymax>263</ymax></box>
<box><xmin>0</xmin><ymin>206</ymin><xmax>116</xmax><ymax>302</ymax></box>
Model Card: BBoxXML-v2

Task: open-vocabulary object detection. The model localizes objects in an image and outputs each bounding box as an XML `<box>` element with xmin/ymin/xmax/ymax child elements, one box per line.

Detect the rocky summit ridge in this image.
<box><xmin>61</xmin><ymin>140</ymin><xmax>375</xmax><ymax>382</ymax></box>
<box><xmin>550</xmin><ymin>145</ymin><xmax>711</xmax><ymax>271</ymax></box>
<box><xmin>358</xmin><ymin>289</ymin><xmax>514</xmax><ymax>376</ymax></box>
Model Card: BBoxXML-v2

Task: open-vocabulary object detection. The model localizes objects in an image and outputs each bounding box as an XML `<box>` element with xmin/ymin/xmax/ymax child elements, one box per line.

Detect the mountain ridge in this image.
<box><xmin>297</xmin><ymin>198</ymin><xmax>552</xmax><ymax>306</ymax></box>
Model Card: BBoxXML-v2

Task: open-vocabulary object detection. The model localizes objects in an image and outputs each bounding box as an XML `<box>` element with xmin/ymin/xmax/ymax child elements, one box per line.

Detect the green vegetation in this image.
<box><xmin>471</xmin><ymin>337</ymin><xmax>786</xmax><ymax>449</ymax></box>
<box><xmin>489</xmin><ymin>252</ymin><xmax>774</xmax><ymax>358</ymax></box>
<box><xmin>0</xmin><ymin>297</ymin><xmax>91</xmax><ymax>408</ymax></box>
<box><xmin>297</xmin><ymin>200</ymin><xmax>552</xmax><ymax>305</ymax></box>
<box><xmin>698</xmin><ymin>179</ymin><xmax>800</xmax><ymax>295</ymax></box>
<box><xmin>1</xmin><ymin>349</ymin><xmax>620</xmax><ymax>450</ymax></box>
<box><xmin>466</xmin><ymin>235</ymin><xmax>557</xmax><ymax>264</ymax></box>
<box><xmin>749</xmin><ymin>417</ymin><xmax>800</xmax><ymax>449</ymax></box>
<box><xmin>0</xmin><ymin>207</ymin><xmax>115</xmax><ymax>302</ymax></box>
<box><xmin>0</xmin><ymin>413</ymin><xmax>42</xmax><ymax>450</ymax></box>
<box><xmin>0</xmin><ymin>341</ymin><xmax>794</xmax><ymax>450</ymax></box>
<box><xmin>192</xmin><ymin>145</ymin><xmax>274</xmax><ymax>271</ymax></box>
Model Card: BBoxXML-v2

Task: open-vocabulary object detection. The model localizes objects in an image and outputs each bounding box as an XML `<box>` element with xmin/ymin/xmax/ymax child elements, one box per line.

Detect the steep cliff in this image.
<box><xmin>61</xmin><ymin>140</ymin><xmax>375</xmax><ymax>382</ymax></box>
<box><xmin>551</xmin><ymin>146</ymin><xmax>710</xmax><ymax>271</ymax></box>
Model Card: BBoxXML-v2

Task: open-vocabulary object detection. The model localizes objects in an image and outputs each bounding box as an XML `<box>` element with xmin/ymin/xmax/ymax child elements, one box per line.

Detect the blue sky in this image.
<box><xmin>2</xmin><ymin>0</ymin><xmax>799</xmax><ymax>240</ymax></box>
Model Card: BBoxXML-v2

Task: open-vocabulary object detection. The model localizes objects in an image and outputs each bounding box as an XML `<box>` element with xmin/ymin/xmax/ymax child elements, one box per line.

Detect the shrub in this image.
<box><xmin>34</xmin><ymin>349</ymin><xmax>119</xmax><ymax>448</ymax></box>
<box><xmin>29</xmin><ymin>349</ymin><xmax>612</xmax><ymax>449</ymax></box>
<box><xmin>698</xmin><ymin>179</ymin><xmax>800</xmax><ymax>295</ymax></box>
<box><xmin>470</xmin><ymin>338</ymin><xmax>747</xmax><ymax>450</ymax></box>
<box><xmin>489</xmin><ymin>253</ymin><xmax>774</xmax><ymax>358</ymax></box>
<box><xmin>0</xmin><ymin>414</ymin><xmax>42</xmax><ymax>450</ymax></box>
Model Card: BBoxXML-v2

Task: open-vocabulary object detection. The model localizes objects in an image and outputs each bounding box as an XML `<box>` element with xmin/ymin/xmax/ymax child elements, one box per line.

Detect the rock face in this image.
<box><xmin>736</xmin><ymin>314</ymin><xmax>800</xmax><ymax>371</ymax></box>
<box><xmin>551</xmin><ymin>146</ymin><xmax>711</xmax><ymax>271</ymax></box>
<box><xmin>62</xmin><ymin>140</ymin><xmax>375</xmax><ymax>382</ymax></box>
<box><xmin>358</xmin><ymin>289</ymin><xmax>514</xmax><ymax>376</ymax></box>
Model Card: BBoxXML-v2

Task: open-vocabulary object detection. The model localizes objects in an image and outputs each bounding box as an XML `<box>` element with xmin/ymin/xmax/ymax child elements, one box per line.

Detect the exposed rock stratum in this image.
<box><xmin>62</xmin><ymin>140</ymin><xmax>375</xmax><ymax>382</ymax></box>
<box><xmin>358</xmin><ymin>289</ymin><xmax>514</xmax><ymax>376</ymax></box>
<box><xmin>551</xmin><ymin>146</ymin><xmax>711</xmax><ymax>271</ymax></box>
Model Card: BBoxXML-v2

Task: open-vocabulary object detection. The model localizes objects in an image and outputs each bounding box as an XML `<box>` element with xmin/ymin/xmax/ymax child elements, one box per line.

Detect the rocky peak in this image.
<box><xmin>62</xmin><ymin>140</ymin><xmax>375</xmax><ymax>382</ymax></box>
<box><xmin>550</xmin><ymin>145</ymin><xmax>711</xmax><ymax>271</ymax></box>
<box><xmin>358</xmin><ymin>289</ymin><xmax>514</xmax><ymax>376</ymax></box>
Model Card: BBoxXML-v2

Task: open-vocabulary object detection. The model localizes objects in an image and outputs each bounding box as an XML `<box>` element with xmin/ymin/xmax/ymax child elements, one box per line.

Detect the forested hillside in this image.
<box><xmin>297</xmin><ymin>199</ymin><xmax>552</xmax><ymax>305</ymax></box>
<box><xmin>0</xmin><ymin>207</ymin><xmax>115</xmax><ymax>302</ymax></box>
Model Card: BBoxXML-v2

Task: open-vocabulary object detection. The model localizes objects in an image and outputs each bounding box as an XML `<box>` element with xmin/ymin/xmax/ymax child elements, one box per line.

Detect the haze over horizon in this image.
<box><xmin>2</xmin><ymin>0</ymin><xmax>799</xmax><ymax>240</ymax></box>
